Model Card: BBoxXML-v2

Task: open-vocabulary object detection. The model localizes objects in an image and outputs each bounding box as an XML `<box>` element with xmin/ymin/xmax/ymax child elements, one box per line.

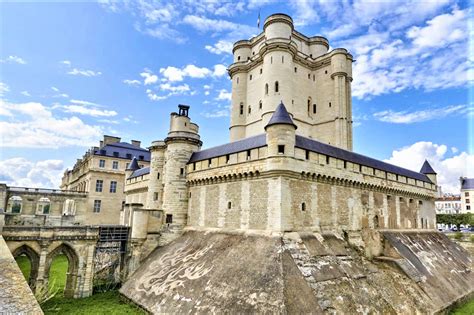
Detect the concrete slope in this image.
<box><xmin>121</xmin><ymin>230</ymin><xmax>471</xmax><ymax>314</ymax></box>
<box><xmin>0</xmin><ymin>235</ymin><xmax>43</xmax><ymax>314</ymax></box>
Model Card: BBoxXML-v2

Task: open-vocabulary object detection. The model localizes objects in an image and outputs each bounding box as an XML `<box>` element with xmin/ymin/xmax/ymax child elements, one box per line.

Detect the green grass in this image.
<box><xmin>450</xmin><ymin>298</ymin><xmax>474</xmax><ymax>315</ymax></box>
<box><xmin>15</xmin><ymin>255</ymin><xmax>31</xmax><ymax>282</ymax></box>
<box><xmin>48</xmin><ymin>254</ymin><xmax>68</xmax><ymax>294</ymax></box>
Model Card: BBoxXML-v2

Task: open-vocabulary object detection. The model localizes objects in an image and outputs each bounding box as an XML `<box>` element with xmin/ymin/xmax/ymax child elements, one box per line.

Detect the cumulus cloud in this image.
<box><xmin>159</xmin><ymin>64</ymin><xmax>227</xmax><ymax>82</ymax></box>
<box><xmin>0</xmin><ymin>82</ymin><xmax>10</xmax><ymax>96</ymax></box>
<box><xmin>140</xmin><ymin>69</ymin><xmax>159</xmax><ymax>85</ymax></box>
<box><xmin>373</xmin><ymin>104</ymin><xmax>468</xmax><ymax>124</ymax></box>
<box><xmin>60</xmin><ymin>105</ymin><xmax>117</xmax><ymax>117</ymax></box>
<box><xmin>0</xmin><ymin>100</ymin><xmax>103</xmax><ymax>148</ymax></box>
<box><xmin>0</xmin><ymin>157</ymin><xmax>64</xmax><ymax>188</ymax></box>
<box><xmin>68</xmin><ymin>68</ymin><xmax>102</xmax><ymax>77</ymax></box>
<box><xmin>1</xmin><ymin>55</ymin><xmax>27</xmax><ymax>64</ymax></box>
<box><xmin>384</xmin><ymin>141</ymin><xmax>474</xmax><ymax>194</ymax></box>
<box><xmin>216</xmin><ymin>89</ymin><xmax>231</xmax><ymax>101</ymax></box>
<box><xmin>205</xmin><ymin>40</ymin><xmax>234</xmax><ymax>55</ymax></box>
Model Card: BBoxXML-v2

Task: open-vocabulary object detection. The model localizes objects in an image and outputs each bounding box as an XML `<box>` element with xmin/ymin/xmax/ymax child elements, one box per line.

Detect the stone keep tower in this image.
<box><xmin>228</xmin><ymin>13</ymin><xmax>354</xmax><ymax>150</ymax></box>
<box><xmin>160</xmin><ymin>105</ymin><xmax>202</xmax><ymax>243</ymax></box>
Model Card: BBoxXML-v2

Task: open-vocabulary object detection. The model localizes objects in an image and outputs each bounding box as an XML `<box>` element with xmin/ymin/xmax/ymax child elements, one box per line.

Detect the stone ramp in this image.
<box><xmin>121</xmin><ymin>230</ymin><xmax>471</xmax><ymax>314</ymax></box>
<box><xmin>382</xmin><ymin>231</ymin><xmax>474</xmax><ymax>311</ymax></box>
<box><xmin>0</xmin><ymin>235</ymin><xmax>43</xmax><ymax>314</ymax></box>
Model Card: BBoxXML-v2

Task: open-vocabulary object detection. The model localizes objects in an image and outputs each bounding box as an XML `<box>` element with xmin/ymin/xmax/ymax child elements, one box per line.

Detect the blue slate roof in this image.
<box><xmin>295</xmin><ymin>136</ymin><xmax>432</xmax><ymax>183</ymax></box>
<box><xmin>129</xmin><ymin>167</ymin><xmax>150</xmax><ymax>179</ymax></box>
<box><xmin>419</xmin><ymin>160</ymin><xmax>436</xmax><ymax>174</ymax></box>
<box><xmin>93</xmin><ymin>142</ymin><xmax>150</xmax><ymax>161</ymax></box>
<box><xmin>126</xmin><ymin>157</ymin><xmax>140</xmax><ymax>171</ymax></box>
<box><xmin>188</xmin><ymin>134</ymin><xmax>266</xmax><ymax>163</ymax></box>
<box><xmin>265</xmin><ymin>102</ymin><xmax>297</xmax><ymax>130</ymax></box>
<box><xmin>461</xmin><ymin>178</ymin><xmax>474</xmax><ymax>190</ymax></box>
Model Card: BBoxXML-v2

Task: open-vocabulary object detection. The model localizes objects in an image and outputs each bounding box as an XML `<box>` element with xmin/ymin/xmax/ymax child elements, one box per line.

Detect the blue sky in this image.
<box><xmin>0</xmin><ymin>0</ymin><xmax>472</xmax><ymax>193</ymax></box>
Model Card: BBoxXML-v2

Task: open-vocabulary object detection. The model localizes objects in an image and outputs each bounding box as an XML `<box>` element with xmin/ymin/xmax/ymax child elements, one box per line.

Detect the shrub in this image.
<box><xmin>470</xmin><ymin>235</ymin><xmax>474</xmax><ymax>243</ymax></box>
<box><xmin>454</xmin><ymin>232</ymin><xmax>463</xmax><ymax>240</ymax></box>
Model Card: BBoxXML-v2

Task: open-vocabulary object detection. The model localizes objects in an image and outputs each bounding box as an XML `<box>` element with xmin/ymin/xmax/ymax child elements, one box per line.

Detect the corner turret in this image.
<box><xmin>125</xmin><ymin>157</ymin><xmax>140</xmax><ymax>178</ymax></box>
<box><xmin>265</xmin><ymin>102</ymin><xmax>296</xmax><ymax>157</ymax></box>
<box><xmin>420</xmin><ymin>160</ymin><xmax>437</xmax><ymax>185</ymax></box>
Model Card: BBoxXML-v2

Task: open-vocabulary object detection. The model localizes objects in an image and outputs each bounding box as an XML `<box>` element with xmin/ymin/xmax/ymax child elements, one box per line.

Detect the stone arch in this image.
<box><xmin>12</xmin><ymin>244</ymin><xmax>40</xmax><ymax>288</ymax></box>
<box><xmin>45</xmin><ymin>243</ymin><xmax>80</xmax><ymax>298</ymax></box>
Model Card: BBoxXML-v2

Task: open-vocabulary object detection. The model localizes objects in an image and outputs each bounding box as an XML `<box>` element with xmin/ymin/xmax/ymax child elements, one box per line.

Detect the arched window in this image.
<box><xmin>37</xmin><ymin>197</ymin><xmax>51</xmax><ymax>214</ymax></box>
<box><xmin>275</xmin><ymin>81</ymin><xmax>279</xmax><ymax>93</ymax></box>
<box><xmin>239</xmin><ymin>102</ymin><xmax>244</xmax><ymax>115</ymax></box>
<box><xmin>265</xmin><ymin>84</ymin><xmax>268</xmax><ymax>95</ymax></box>
<box><xmin>8</xmin><ymin>196</ymin><xmax>22</xmax><ymax>213</ymax></box>
<box><xmin>63</xmin><ymin>199</ymin><xmax>76</xmax><ymax>216</ymax></box>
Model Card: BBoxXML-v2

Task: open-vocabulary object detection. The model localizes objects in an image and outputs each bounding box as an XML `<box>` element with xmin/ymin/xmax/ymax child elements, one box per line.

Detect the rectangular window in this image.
<box><xmin>343</xmin><ymin>161</ymin><xmax>347</xmax><ymax>169</ymax></box>
<box><xmin>313</xmin><ymin>104</ymin><xmax>316</xmax><ymax>114</ymax></box>
<box><xmin>226</xmin><ymin>154</ymin><xmax>230</xmax><ymax>164</ymax></box>
<box><xmin>157</xmin><ymin>172</ymin><xmax>160</xmax><ymax>179</ymax></box>
<box><xmin>126</xmin><ymin>163</ymin><xmax>129</xmax><ymax>169</ymax></box>
<box><xmin>278</xmin><ymin>145</ymin><xmax>285</xmax><ymax>154</ymax></box>
<box><xmin>247</xmin><ymin>150</ymin><xmax>251</xmax><ymax>159</ymax></box>
<box><xmin>154</xmin><ymin>192</ymin><xmax>159</xmax><ymax>201</ymax></box>
<box><xmin>166</xmin><ymin>214</ymin><xmax>173</xmax><ymax>224</ymax></box>
<box><xmin>326</xmin><ymin>156</ymin><xmax>330</xmax><ymax>164</ymax></box>
<box><xmin>93</xmin><ymin>200</ymin><xmax>101</xmax><ymax>213</ymax></box>
<box><xmin>112</xmin><ymin>161</ymin><xmax>119</xmax><ymax>169</ymax></box>
<box><xmin>305</xmin><ymin>150</ymin><xmax>309</xmax><ymax>160</ymax></box>
<box><xmin>180</xmin><ymin>168</ymin><xmax>185</xmax><ymax>176</ymax></box>
<box><xmin>465</xmin><ymin>192</ymin><xmax>469</xmax><ymax>196</ymax></box>
<box><xmin>126</xmin><ymin>153</ymin><xmax>132</xmax><ymax>159</ymax></box>
<box><xmin>99</xmin><ymin>159</ymin><xmax>105</xmax><ymax>168</ymax></box>
<box><xmin>467</xmin><ymin>199</ymin><xmax>470</xmax><ymax>204</ymax></box>
<box><xmin>96</xmin><ymin>180</ymin><xmax>103</xmax><ymax>192</ymax></box>
<box><xmin>208</xmin><ymin>159</ymin><xmax>212</xmax><ymax>167</ymax></box>
<box><xmin>139</xmin><ymin>155</ymin><xmax>144</xmax><ymax>160</ymax></box>
<box><xmin>113</xmin><ymin>152</ymin><xmax>119</xmax><ymax>157</ymax></box>
<box><xmin>110</xmin><ymin>181</ymin><xmax>117</xmax><ymax>193</ymax></box>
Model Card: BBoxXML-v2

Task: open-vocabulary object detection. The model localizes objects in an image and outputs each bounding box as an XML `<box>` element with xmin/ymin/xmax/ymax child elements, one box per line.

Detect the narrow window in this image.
<box><xmin>110</xmin><ymin>181</ymin><xmax>117</xmax><ymax>193</ymax></box>
<box><xmin>325</xmin><ymin>70</ymin><xmax>328</xmax><ymax>74</ymax></box>
<box><xmin>305</xmin><ymin>150</ymin><xmax>310</xmax><ymax>160</ymax></box>
<box><xmin>265</xmin><ymin>84</ymin><xmax>268</xmax><ymax>95</ymax></box>
<box><xmin>93</xmin><ymin>200</ymin><xmax>101</xmax><ymax>213</ymax></box>
<box><xmin>240</xmin><ymin>102</ymin><xmax>244</xmax><ymax>115</ymax></box>
<box><xmin>157</xmin><ymin>172</ymin><xmax>160</xmax><ymax>179</ymax></box>
<box><xmin>249</xmin><ymin>74</ymin><xmax>253</xmax><ymax>80</ymax></box>
<box><xmin>313</xmin><ymin>104</ymin><xmax>317</xmax><ymax>114</ymax></box>
<box><xmin>248</xmin><ymin>106</ymin><xmax>251</xmax><ymax>114</ymax></box>
<box><xmin>308</xmin><ymin>73</ymin><xmax>310</xmax><ymax>79</ymax></box>
<box><xmin>278</xmin><ymin>145</ymin><xmax>285</xmax><ymax>154</ymax></box>
<box><xmin>99</xmin><ymin>159</ymin><xmax>105</xmax><ymax>168</ymax></box>
<box><xmin>259</xmin><ymin>100</ymin><xmax>262</xmax><ymax>110</ymax></box>
<box><xmin>282</xmin><ymin>56</ymin><xmax>284</xmax><ymax>63</ymax></box>
<box><xmin>301</xmin><ymin>203</ymin><xmax>306</xmax><ymax>211</ymax></box>
<box><xmin>373</xmin><ymin>168</ymin><xmax>376</xmax><ymax>175</ymax></box>
<box><xmin>166</xmin><ymin>214</ymin><xmax>173</xmax><ymax>224</ymax></box>
<box><xmin>260</xmin><ymin>68</ymin><xmax>262</xmax><ymax>74</ymax></box>
<box><xmin>396</xmin><ymin>174</ymin><xmax>399</xmax><ymax>181</ymax></box>
<box><xmin>329</xmin><ymin>102</ymin><xmax>332</xmax><ymax>107</ymax></box>
<box><xmin>237</xmin><ymin>56</ymin><xmax>241</xmax><ymax>61</ymax></box>
<box><xmin>313</xmin><ymin>74</ymin><xmax>315</xmax><ymax>81</ymax></box>
<box><xmin>96</xmin><ymin>180</ymin><xmax>103</xmax><ymax>192</ymax></box>
<box><xmin>387</xmin><ymin>195</ymin><xmax>391</xmax><ymax>201</ymax></box>
<box><xmin>226</xmin><ymin>154</ymin><xmax>230</xmax><ymax>164</ymax></box>
<box><xmin>193</xmin><ymin>163</ymin><xmax>196</xmax><ymax>171</ymax></box>
<box><xmin>275</xmin><ymin>81</ymin><xmax>279</xmax><ymax>93</ymax></box>
<box><xmin>228</xmin><ymin>202</ymin><xmax>232</xmax><ymax>209</ymax></box>
<box><xmin>237</xmin><ymin>77</ymin><xmax>239</xmax><ymax>84</ymax></box>
<box><xmin>154</xmin><ymin>192</ymin><xmax>158</xmax><ymax>201</ymax></box>
<box><xmin>208</xmin><ymin>159</ymin><xmax>212</xmax><ymax>167</ymax></box>
<box><xmin>326</xmin><ymin>156</ymin><xmax>330</xmax><ymax>164</ymax></box>
<box><xmin>112</xmin><ymin>161</ymin><xmax>118</xmax><ymax>169</ymax></box>
<box><xmin>344</xmin><ymin>161</ymin><xmax>347</xmax><ymax>169</ymax></box>
<box><xmin>307</xmin><ymin>98</ymin><xmax>311</xmax><ymax>115</ymax></box>
<box><xmin>359</xmin><ymin>165</ymin><xmax>363</xmax><ymax>172</ymax></box>
<box><xmin>271</xmin><ymin>56</ymin><xmax>273</xmax><ymax>64</ymax></box>
<box><xmin>247</xmin><ymin>150</ymin><xmax>251</xmax><ymax>159</ymax></box>
<box><xmin>294</xmin><ymin>67</ymin><xmax>297</xmax><ymax>73</ymax></box>
<box><xmin>180</xmin><ymin>168</ymin><xmax>184</xmax><ymax>176</ymax></box>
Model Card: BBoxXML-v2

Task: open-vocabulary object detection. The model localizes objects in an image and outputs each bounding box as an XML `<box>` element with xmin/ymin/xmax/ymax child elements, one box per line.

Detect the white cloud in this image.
<box><xmin>0</xmin><ymin>100</ymin><xmax>103</xmax><ymax>148</ymax></box>
<box><xmin>0</xmin><ymin>82</ymin><xmax>10</xmax><ymax>96</ymax></box>
<box><xmin>68</xmin><ymin>68</ymin><xmax>102</xmax><ymax>77</ymax></box>
<box><xmin>160</xmin><ymin>83</ymin><xmax>190</xmax><ymax>93</ymax></box>
<box><xmin>140</xmin><ymin>70</ymin><xmax>159</xmax><ymax>85</ymax></box>
<box><xmin>51</xmin><ymin>86</ymin><xmax>59</xmax><ymax>92</ymax></box>
<box><xmin>373</xmin><ymin>104</ymin><xmax>467</xmax><ymax>124</ymax></box>
<box><xmin>384</xmin><ymin>141</ymin><xmax>474</xmax><ymax>194</ymax></box>
<box><xmin>0</xmin><ymin>157</ymin><xmax>64</xmax><ymax>188</ymax></box>
<box><xmin>216</xmin><ymin>89</ymin><xmax>231</xmax><ymax>101</ymax></box>
<box><xmin>213</xmin><ymin>64</ymin><xmax>227</xmax><ymax>77</ymax></box>
<box><xmin>60</xmin><ymin>60</ymin><xmax>71</xmax><ymax>66</ymax></box>
<box><xmin>21</xmin><ymin>91</ymin><xmax>31</xmax><ymax>97</ymax></box>
<box><xmin>1</xmin><ymin>55</ymin><xmax>27</xmax><ymax>64</ymax></box>
<box><xmin>123</xmin><ymin>79</ymin><xmax>141</xmax><ymax>86</ymax></box>
<box><xmin>60</xmin><ymin>105</ymin><xmax>117</xmax><ymax>117</ymax></box>
<box><xmin>146</xmin><ymin>89</ymin><xmax>167</xmax><ymax>101</ymax></box>
<box><xmin>69</xmin><ymin>99</ymin><xmax>101</xmax><ymax>107</ymax></box>
<box><xmin>159</xmin><ymin>64</ymin><xmax>227</xmax><ymax>82</ymax></box>
<box><xmin>205</xmin><ymin>40</ymin><xmax>233</xmax><ymax>55</ymax></box>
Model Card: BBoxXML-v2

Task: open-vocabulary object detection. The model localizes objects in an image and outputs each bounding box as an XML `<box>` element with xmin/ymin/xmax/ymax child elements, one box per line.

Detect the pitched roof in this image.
<box><xmin>420</xmin><ymin>160</ymin><xmax>436</xmax><ymax>174</ymax></box>
<box><xmin>461</xmin><ymin>178</ymin><xmax>474</xmax><ymax>190</ymax></box>
<box><xmin>265</xmin><ymin>102</ymin><xmax>297</xmax><ymax>130</ymax></box>
<box><xmin>126</xmin><ymin>157</ymin><xmax>140</xmax><ymax>171</ymax></box>
<box><xmin>295</xmin><ymin>136</ymin><xmax>432</xmax><ymax>183</ymax></box>
<box><xmin>129</xmin><ymin>167</ymin><xmax>150</xmax><ymax>179</ymax></box>
<box><xmin>188</xmin><ymin>134</ymin><xmax>266</xmax><ymax>163</ymax></box>
<box><xmin>93</xmin><ymin>142</ymin><xmax>150</xmax><ymax>161</ymax></box>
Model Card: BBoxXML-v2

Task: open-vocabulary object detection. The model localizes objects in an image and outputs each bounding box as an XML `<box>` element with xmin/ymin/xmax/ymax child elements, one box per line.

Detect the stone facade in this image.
<box><xmin>229</xmin><ymin>14</ymin><xmax>353</xmax><ymax>150</ymax></box>
<box><xmin>61</xmin><ymin>135</ymin><xmax>150</xmax><ymax>225</ymax></box>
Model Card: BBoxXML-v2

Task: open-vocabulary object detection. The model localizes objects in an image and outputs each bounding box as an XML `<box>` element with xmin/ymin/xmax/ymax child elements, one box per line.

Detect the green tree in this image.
<box><xmin>436</xmin><ymin>213</ymin><xmax>474</xmax><ymax>230</ymax></box>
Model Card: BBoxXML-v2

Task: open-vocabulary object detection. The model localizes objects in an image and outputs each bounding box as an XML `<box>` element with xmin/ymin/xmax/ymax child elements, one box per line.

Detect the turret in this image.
<box><xmin>263</xmin><ymin>13</ymin><xmax>293</xmax><ymax>40</ymax></box>
<box><xmin>420</xmin><ymin>160</ymin><xmax>437</xmax><ymax>185</ymax></box>
<box><xmin>125</xmin><ymin>157</ymin><xmax>140</xmax><ymax>179</ymax></box>
<box><xmin>161</xmin><ymin>105</ymin><xmax>202</xmax><ymax>244</ymax></box>
<box><xmin>265</xmin><ymin>102</ymin><xmax>297</xmax><ymax>158</ymax></box>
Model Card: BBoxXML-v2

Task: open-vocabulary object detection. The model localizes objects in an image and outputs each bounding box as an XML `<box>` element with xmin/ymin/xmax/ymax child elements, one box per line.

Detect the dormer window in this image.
<box><xmin>126</xmin><ymin>153</ymin><xmax>132</xmax><ymax>159</ymax></box>
<box><xmin>113</xmin><ymin>151</ymin><xmax>119</xmax><ymax>157</ymax></box>
<box><xmin>138</xmin><ymin>155</ymin><xmax>144</xmax><ymax>160</ymax></box>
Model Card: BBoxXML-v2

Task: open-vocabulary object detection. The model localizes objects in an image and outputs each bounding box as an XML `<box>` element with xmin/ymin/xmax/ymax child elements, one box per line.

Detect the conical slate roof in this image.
<box><xmin>265</xmin><ymin>102</ymin><xmax>297</xmax><ymax>130</ymax></box>
<box><xmin>420</xmin><ymin>160</ymin><xmax>436</xmax><ymax>174</ymax></box>
<box><xmin>126</xmin><ymin>156</ymin><xmax>140</xmax><ymax>171</ymax></box>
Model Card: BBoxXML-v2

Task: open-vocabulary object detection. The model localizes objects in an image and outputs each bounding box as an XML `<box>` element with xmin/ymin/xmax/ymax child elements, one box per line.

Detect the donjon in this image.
<box><xmin>120</xmin><ymin>14</ymin><xmax>473</xmax><ymax>314</ymax></box>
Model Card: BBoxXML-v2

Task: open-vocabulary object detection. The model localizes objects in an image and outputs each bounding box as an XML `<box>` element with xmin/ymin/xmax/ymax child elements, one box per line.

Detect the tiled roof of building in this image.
<box><xmin>129</xmin><ymin>166</ymin><xmax>150</xmax><ymax>179</ymax></box>
<box><xmin>265</xmin><ymin>102</ymin><xmax>297</xmax><ymax>130</ymax></box>
<box><xmin>93</xmin><ymin>142</ymin><xmax>150</xmax><ymax>161</ymax></box>
<box><xmin>420</xmin><ymin>160</ymin><xmax>436</xmax><ymax>174</ymax></box>
<box><xmin>461</xmin><ymin>178</ymin><xmax>474</xmax><ymax>190</ymax></box>
<box><xmin>126</xmin><ymin>157</ymin><xmax>140</xmax><ymax>171</ymax></box>
<box><xmin>188</xmin><ymin>134</ymin><xmax>266</xmax><ymax>163</ymax></box>
<box><xmin>295</xmin><ymin>136</ymin><xmax>432</xmax><ymax>183</ymax></box>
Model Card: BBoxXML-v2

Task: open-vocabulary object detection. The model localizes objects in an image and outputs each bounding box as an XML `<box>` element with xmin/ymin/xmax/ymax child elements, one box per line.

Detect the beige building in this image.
<box><xmin>229</xmin><ymin>14</ymin><xmax>353</xmax><ymax>150</ymax></box>
<box><xmin>460</xmin><ymin>177</ymin><xmax>473</xmax><ymax>213</ymax></box>
<box><xmin>435</xmin><ymin>195</ymin><xmax>462</xmax><ymax>214</ymax></box>
<box><xmin>61</xmin><ymin>135</ymin><xmax>150</xmax><ymax>225</ymax></box>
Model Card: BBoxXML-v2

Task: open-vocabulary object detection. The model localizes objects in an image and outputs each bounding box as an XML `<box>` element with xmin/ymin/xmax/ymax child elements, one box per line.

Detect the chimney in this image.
<box><xmin>103</xmin><ymin>135</ymin><xmax>121</xmax><ymax>146</ymax></box>
<box><xmin>131</xmin><ymin>140</ymin><xmax>141</xmax><ymax>148</ymax></box>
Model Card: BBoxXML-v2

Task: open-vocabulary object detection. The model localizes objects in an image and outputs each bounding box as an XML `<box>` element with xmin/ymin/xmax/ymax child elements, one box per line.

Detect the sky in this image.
<box><xmin>0</xmin><ymin>0</ymin><xmax>472</xmax><ymax>194</ymax></box>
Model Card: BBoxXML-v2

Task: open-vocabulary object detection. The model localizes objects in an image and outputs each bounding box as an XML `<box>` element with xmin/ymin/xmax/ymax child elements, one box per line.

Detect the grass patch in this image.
<box><xmin>48</xmin><ymin>254</ymin><xmax>68</xmax><ymax>294</ymax></box>
<box><xmin>450</xmin><ymin>297</ymin><xmax>474</xmax><ymax>314</ymax></box>
<box><xmin>15</xmin><ymin>255</ymin><xmax>31</xmax><ymax>281</ymax></box>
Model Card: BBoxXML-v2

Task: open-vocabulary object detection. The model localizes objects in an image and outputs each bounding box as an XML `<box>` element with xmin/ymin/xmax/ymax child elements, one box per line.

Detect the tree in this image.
<box><xmin>436</xmin><ymin>213</ymin><xmax>474</xmax><ymax>230</ymax></box>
